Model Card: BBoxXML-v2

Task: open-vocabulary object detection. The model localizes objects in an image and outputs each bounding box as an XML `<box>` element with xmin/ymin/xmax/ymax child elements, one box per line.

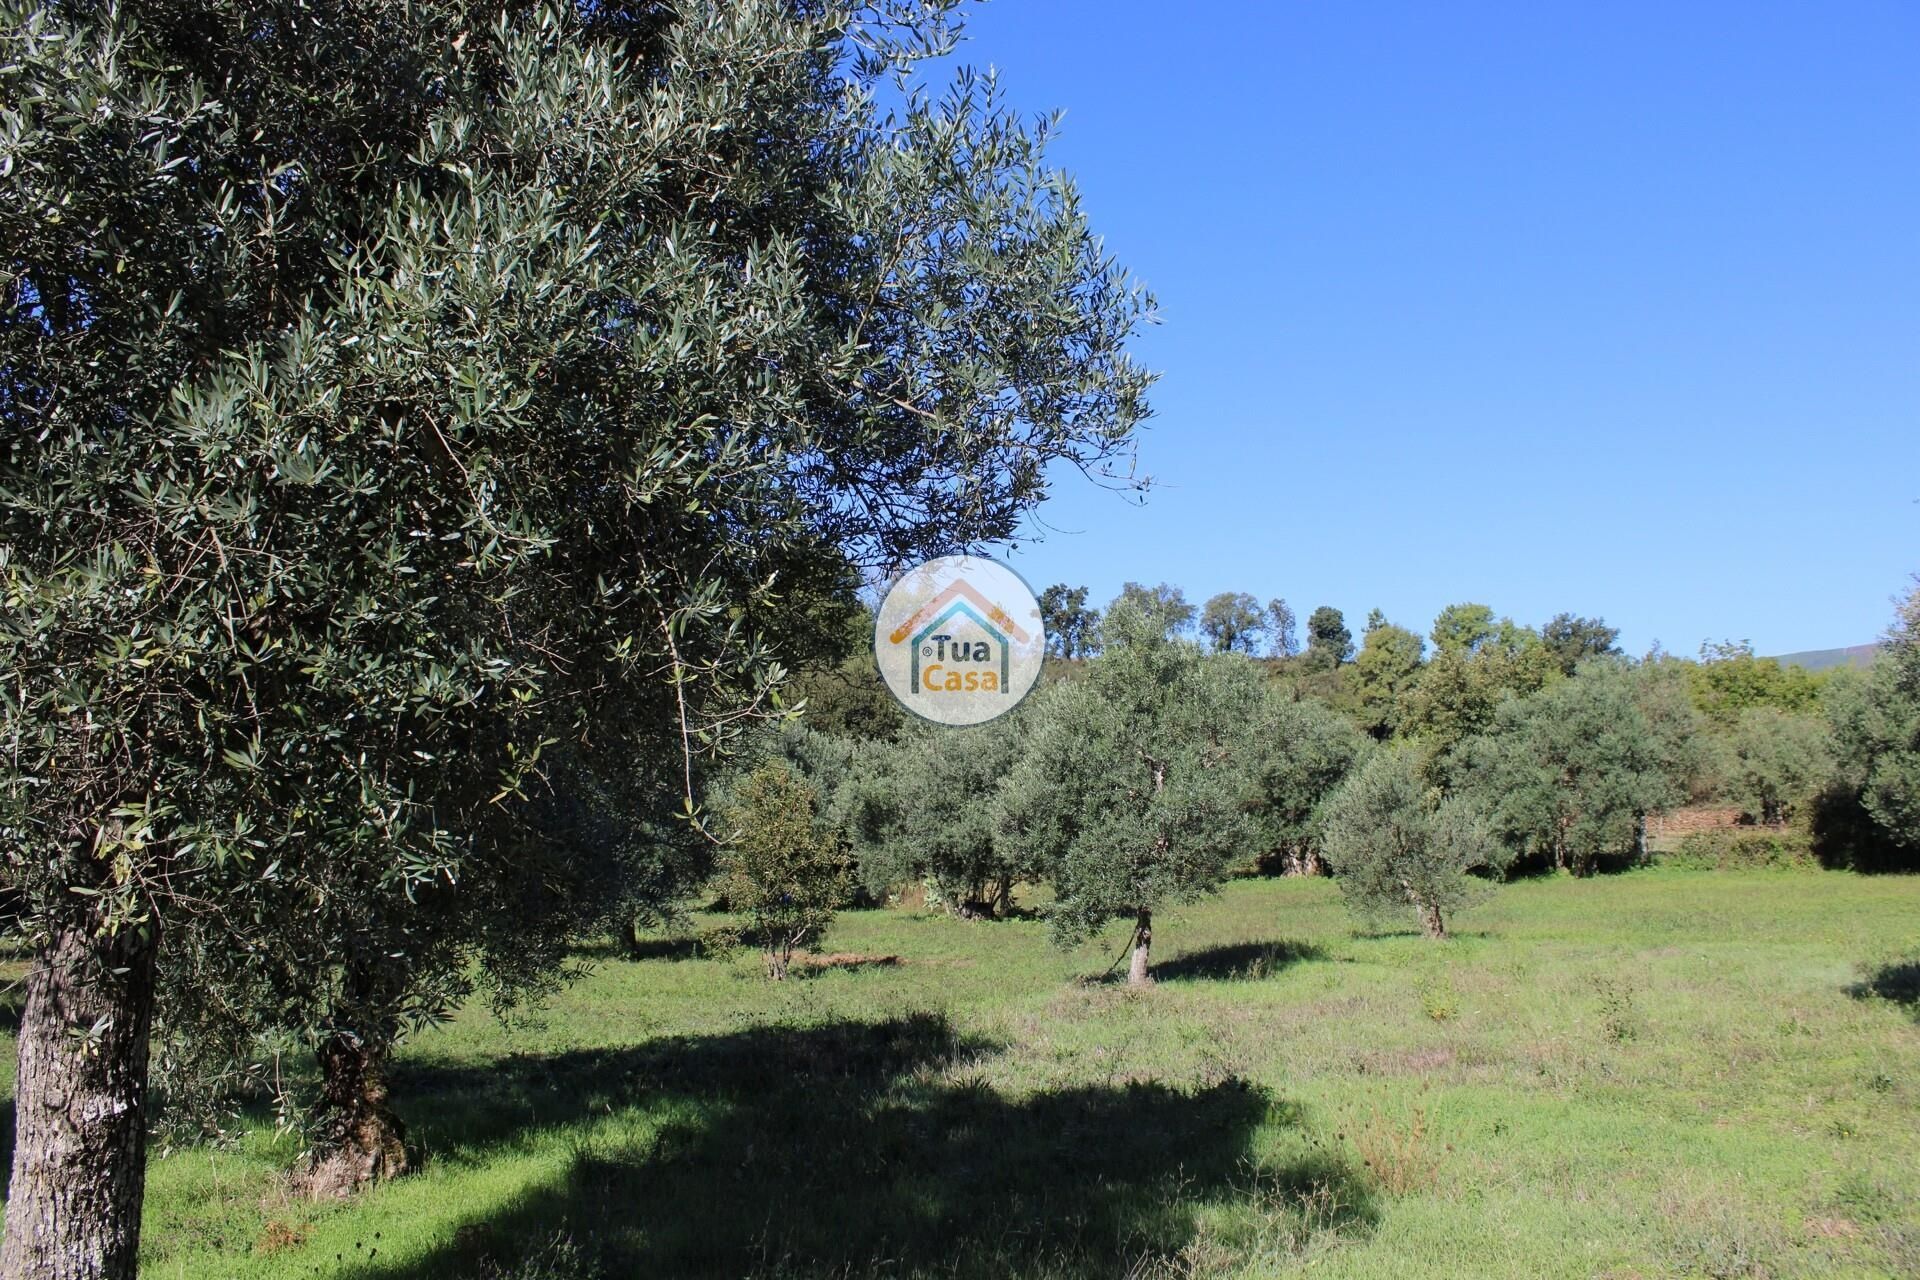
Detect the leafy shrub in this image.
<box><xmin>718</xmin><ymin>764</ymin><xmax>850</xmax><ymax>980</ymax></box>
<box><xmin>1663</xmin><ymin>827</ymin><xmax>1817</xmax><ymax>870</ymax></box>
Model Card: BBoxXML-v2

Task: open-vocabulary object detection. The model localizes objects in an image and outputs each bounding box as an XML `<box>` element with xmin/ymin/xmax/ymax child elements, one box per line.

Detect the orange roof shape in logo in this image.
<box><xmin>888</xmin><ymin>578</ymin><xmax>1034</xmax><ymax>646</ymax></box>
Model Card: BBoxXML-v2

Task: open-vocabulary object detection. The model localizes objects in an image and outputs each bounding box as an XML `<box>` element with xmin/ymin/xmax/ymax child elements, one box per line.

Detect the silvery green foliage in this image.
<box><xmin>1830</xmin><ymin>583</ymin><xmax>1920</xmax><ymax>852</ymax></box>
<box><xmin>1242</xmin><ymin>693</ymin><xmax>1368</xmax><ymax>870</ymax></box>
<box><xmin>1320</xmin><ymin>747</ymin><xmax>1494</xmax><ymax>937</ymax></box>
<box><xmin>1724</xmin><ymin>706</ymin><xmax>1833</xmax><ymax>826</ymax></box>
<box><xmin>1460</xmin><ymin>661</ymin><xmax>1681</xmax><ymax>875</ymax></box>
<box><xmin>1003</xmin><ymin>594</ymin><xmax>1262</xmax><ymax>949</ymax></box>
<box><xmin>850</xmin><ymin>708</ymin><xmax>1038</xmax><ymax>912</ymax></box>
<box><xmin>0</xmin><ymin>0</ymin><xmax>1153</xmax><ymax>1113</ymax></box>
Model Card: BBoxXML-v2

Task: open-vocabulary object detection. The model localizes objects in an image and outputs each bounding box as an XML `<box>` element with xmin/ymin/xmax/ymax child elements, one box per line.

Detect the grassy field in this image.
<box><xmin>11</xmin><ymin>867</ymin><xmax>1920</xmax><ymax>1279</ymax></box>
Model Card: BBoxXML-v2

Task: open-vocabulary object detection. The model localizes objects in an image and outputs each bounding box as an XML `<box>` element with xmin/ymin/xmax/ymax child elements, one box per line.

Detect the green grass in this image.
<box><xmin>16</xmin><ymin>867</ymin><xmax>1920</xmax><ymax>1278</ymax></box>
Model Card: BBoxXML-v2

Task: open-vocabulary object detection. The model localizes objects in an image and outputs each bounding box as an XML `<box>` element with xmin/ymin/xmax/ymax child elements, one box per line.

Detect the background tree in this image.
<box><xmin>719</xmin><ymin>765</ymin><xmax>850</xmax><ymax>980</ymax></box>
<box><xmin>1339</xmin><ymin>621</ymin><xmax>1426</xmax><ymax>740</ymax></box>
<box><xmin>1040</xmin><ymin>583</ymin><xmax>1103</xmax><ymax>660</ymax></box>
<box><xmin>791</xmin><ymin>605</ymin><xmax>905</xmax><ymax>741</ymax></box>
<box><xmin>1723</xmin><ymin>708</ymin><xmax>1834</xmax><ymax>827</ymax></box>
<box><xmin>1825</xmin><ymin>583</ymin><xmax>1920</xmax><ymax>858</ymax></box>
<box><xmin>1267</xmin><ymin>597</ymin><xmax>1300</xmax><ymax>658</ymax></box>
<box><xmin>1689</xmin><ymin>640</ymin><xmax>1824</xmax><ymax>725</ymax></box>
<box><xmin>1112</xmin><ymin>581</ymin><xmax>1197</xmax><ymax>640</ymax></box>
<box><xmin>1628</xmin><ymin>657</ymin><xmax>1716</xmax><ymax>807</ymax></box>
<box><xmin>1303</xmin><ymin>605</ymin><xmax>1355</xmax><ymax>671</ymax></box>
<box><xmin>1430</xmin><ymin>603</ymin><xmax>1499</xmax><ymax>655</ymax></box>
<box><xmin>1320</xmin><ymin>750</ymin><xmax>1498</xmax><ymax>938</ymax></box>
<box><xmin>1403</xmin><ymin>615</ymin><xmax>1558</xmax><ymax>782</ymax></box>
<box><xmin>1541</xmin><ymin>613</ymin><xmax>1622</xmax><ymax>675</ymax></box>
<box><xmin>855</xmin><ymin>712</ymin><xmax>1039</xmax><ymax>916</ymax></box>
<box><xmin>1245</xmin><ymin>696</ymin><xmax>1369</xmax><ymax>874</ymax></box>
<box><xmin>1200</xmin><ymin>591</ymin><xmax>1267</xmax><ymax>655</ymax></box>
<box><xmin>0</xmin><ymin>1</ymin><xmax>1155</xmax><ymax>1269</ymax></box>
<box><xmin>1003</xmin><ymin>597</ymin><xmax>1259</xmax><ymax>985</ymax></box>
<box><xmin>1462</xmin><ymin>663</ymin><xmax>1678</xmax><ymax>874</ymax></box>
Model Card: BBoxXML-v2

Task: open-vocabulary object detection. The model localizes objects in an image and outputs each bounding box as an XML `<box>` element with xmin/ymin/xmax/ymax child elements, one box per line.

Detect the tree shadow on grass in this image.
<box><xmin>1152</xmin><ymin>940</ymin><xmax>1326</xmax><ymax>983</ymax></box>
<box><xmin>367</xmin><ymin>1014</ymin><xmax>1373</xmax><ymax>1279</ymax></box>
<box><xmin>1849</xmin><ymin>959</ymin><xmax>1920</xmax><ymax>1019</ymax></box>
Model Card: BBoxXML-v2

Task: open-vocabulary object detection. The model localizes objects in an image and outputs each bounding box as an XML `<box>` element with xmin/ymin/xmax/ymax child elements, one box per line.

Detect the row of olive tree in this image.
<box><xmin>1041</xmin><ymin>580</ymin><xmax>1874</xmax><ymax>848</ymax></box>
<box><xmin>732</xmin><ymin>588</ymin><xmax>1757</xmax><ymax>970</ymax></box>
<box><xmin>728</xmin><ymin>589</ymin><xmax>1368</xmax><ymax>983</ymax></box>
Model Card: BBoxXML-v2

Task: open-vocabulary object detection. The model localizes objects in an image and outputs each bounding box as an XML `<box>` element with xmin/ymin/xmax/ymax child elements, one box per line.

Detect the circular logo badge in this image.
<box><xmin>873</xmin><ymin>556</ymin><xmax>1046</xmax><ymax>726</ymax></box>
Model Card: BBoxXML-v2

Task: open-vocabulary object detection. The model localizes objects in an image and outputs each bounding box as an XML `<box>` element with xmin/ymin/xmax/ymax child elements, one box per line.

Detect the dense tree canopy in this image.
<box><xmin>1200</xmin><ymin>591</ymin><xmax>1267</xmax><ymax>655</ymax></box>
<box><xmin>1828</xmin><ymin>585</ymin><xmax>1920</xmax><ymax>856</ymax></box>
<box><xmin>1541</xmin><ymin>613</ymin><xmax>1622</xmax><ymax>675</ymax></box>
<box><xmin>0</xmin><ymin>1</ymin><xmax>1156</xmax><ymax>1271</ymax></box>
<box><xmin>1463</xmin><ymin>663</ymin><xmax>1681</xmax><ymax>875</ymax></box>
<box><xmin>1304</xmin><ymin>605</ymin><xmax>1354</xmax><ymax>670</ymax></box>
<box><xmin>1340</xmin><ymin>621</ymin><xmax>1426</xmax><ymax>741</ymax></box>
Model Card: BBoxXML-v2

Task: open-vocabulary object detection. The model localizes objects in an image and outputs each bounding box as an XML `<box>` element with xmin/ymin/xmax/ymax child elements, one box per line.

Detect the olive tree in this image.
<box><xmin>1002</xmin><ymin>594</ymin><xmax>1259</xmax><ymax>985</ymax></box>
<box><xmin>1724</xmin><ymin>707</ymin><xmax>1834</xmax><ymax>826</ymax></box>
<box><xmin>0</xmin><ymin>0</ymin><xmax>1154</xmax><ymax>1271</ymax></box>
<box><xmin>855</xmin><ymin>712</ymin><xmax>1039</xmax><ymax>917</ymax></box>
<box><xmin>1461</xmin><ymin>662</ymin><xmax>1682</xmax><ymax>875</ymax></box>
<box><xmin>1321</xmin><ymin>748</ymin><xmax>1497</xmax><ymax>938</ymax></box>
<box><xmin>1828</xmin><ymin>582</ymin><xmax>1920</xmax><ymax>855</ymax></box>
<box><xmin>1245</xmin><ymin>694</ymin><xmax>1369</xmax><ymax>874</ymax></box>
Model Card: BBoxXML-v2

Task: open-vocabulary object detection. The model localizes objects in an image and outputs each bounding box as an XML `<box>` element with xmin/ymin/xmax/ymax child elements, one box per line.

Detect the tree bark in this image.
<box><xmin>1127</xmin><ymin>909</ymin><xmax>1154</xmax><ymax>987</ymax></box>
<box><xmin>297</xmin><ymin>1034</ymin><xmax>408</xmax><ymax>1198</ymax></box>
<box><xmin>0</xmin><ymin>919</ymin><xmax>158</xmax><ymax>1280</ymax></box>
<box><xmin>1420</xmin><ymin>903</ymin><xmax>1447</xmax><ymax>939</ymax></box>
<box><xmin>1282</xmin><ymin>847</ymin><xmax>1325</xmax><ymax>877</ymax></box>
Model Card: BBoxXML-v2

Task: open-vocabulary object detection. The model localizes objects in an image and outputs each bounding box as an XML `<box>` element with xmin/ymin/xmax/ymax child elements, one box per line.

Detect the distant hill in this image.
<box><xmin>1769</xmin><ymin>643</ymin><xmax>1881</xmax><ymax>672</ymax></box>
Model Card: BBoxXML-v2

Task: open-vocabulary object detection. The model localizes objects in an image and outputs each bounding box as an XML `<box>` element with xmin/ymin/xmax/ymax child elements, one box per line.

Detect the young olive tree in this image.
<box><xmin>720</xmin><ymin>764</ymin><xmax>849</xmax><ymax>980</ymax></box>
<box><xmin>1320</xmin><ymin>749</ymin><xmax>1497</xmax><ymax>939</ymax></box>
<box><xmin>0</xmin><ymin>0</ymin><xmax>1154</xmax><ymax>1270</ymax></box>
<box><xmin>1002</xmin><ymin>595</ymin><xmax>1260</xmax><ymax>985</ymax></box>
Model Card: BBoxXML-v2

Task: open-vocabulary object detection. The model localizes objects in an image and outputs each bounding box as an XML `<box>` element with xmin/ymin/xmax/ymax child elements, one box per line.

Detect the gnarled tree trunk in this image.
<box><xmin>297</xmin><ymin>1033</ymin><xmax>407</xmax><ymax>1199</ymax></box>
<box><xmin>1420</xmin><ymin>902</ymin><xmax>1447</xmax><ymax>939</ymax></box>
<box><xmin>0</xmin><ymin>919</ymin><xmax>158</xmax><ymax>1280</ymax></box>
<box><xmin>1127</xmin><ymin>908</ymin><xmax>1154</xmax><ymax>987</ymax></box>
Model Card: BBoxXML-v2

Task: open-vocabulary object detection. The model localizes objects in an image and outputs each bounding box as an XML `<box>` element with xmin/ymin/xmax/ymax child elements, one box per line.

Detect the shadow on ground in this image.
<box><xmin>1152</xmin><ymin>941</ymin><xmax>1326</xmax><ymax>982</ymax></box>
<box><xmin>363</xmin><ymin>1013</ymin><xmax>1372</xmax><ymax>1279</ymax></box>
<box><xmin>1850</xmin><ymin>959</ymin><xmax>1920</xmax><ymax>1018</ymax></box>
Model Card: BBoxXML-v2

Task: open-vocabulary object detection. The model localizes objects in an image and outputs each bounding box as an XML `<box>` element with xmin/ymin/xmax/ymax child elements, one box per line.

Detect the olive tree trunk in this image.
<box><xmin>1420</xmin><ymin>902</ymin><xmax>1448</xmax><ymax>939</ymax></box>
<box><xmin>0</xmin><ymin>920</ymin><xmax>158</xmax><ymax>1280</ymax></box>
<box><xmin>1127</xmin><ymin>909</ymin><xmax>1154</xmax><ymax>987</ymax></box>
<box><xmin>297</xmin><ymin>1034</ymin><xmax>407</xmax><ymax>1198</ymax></box>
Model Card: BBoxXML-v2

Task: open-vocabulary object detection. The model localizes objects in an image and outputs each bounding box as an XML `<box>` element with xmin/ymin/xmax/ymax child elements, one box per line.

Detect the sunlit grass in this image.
<box><xmin>7</xmin><ymin>867</ymin><xmax>1920</xmax><ymax>1277</ymax></box>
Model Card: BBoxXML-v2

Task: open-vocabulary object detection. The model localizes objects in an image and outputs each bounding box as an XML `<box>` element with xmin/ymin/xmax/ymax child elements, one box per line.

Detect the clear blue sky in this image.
<box><xmin>959</xmin><ymin>2</ymin><xmax>1919</xmax><ymax>657</ymax></box>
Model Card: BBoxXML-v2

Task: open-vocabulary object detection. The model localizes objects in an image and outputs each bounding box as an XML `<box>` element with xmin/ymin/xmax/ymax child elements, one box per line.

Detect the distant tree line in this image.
<box><xmin>750</xmin><ymin>578</ymin><xmax>1920</xmax><ymax>983</ymax></box>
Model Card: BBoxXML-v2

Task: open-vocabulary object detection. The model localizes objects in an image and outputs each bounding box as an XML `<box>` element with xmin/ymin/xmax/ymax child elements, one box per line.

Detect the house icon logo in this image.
<box><xmin>873</xmin><ymin>556</ymin><xmax>1046</xmax><ymax>726</ymax></box>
